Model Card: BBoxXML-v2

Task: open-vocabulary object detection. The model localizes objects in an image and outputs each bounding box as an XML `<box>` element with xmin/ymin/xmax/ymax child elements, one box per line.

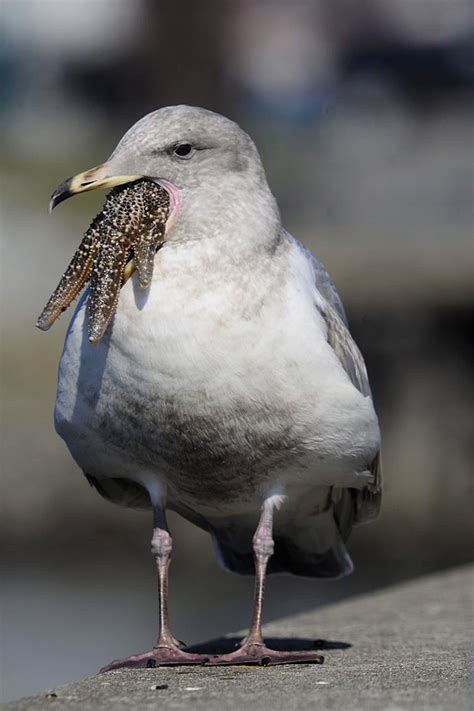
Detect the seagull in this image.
<box><xmin>45</xmin><ymin>105</ymin><xmax>381</xmax><ymax>669</ymax></box>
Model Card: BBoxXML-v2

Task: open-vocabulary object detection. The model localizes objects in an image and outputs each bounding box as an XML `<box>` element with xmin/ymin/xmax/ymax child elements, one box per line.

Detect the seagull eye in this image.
<box><xmin>173</xmin><ymin>143</ymin><xmax>194</xmax><ymax>159</ymax></box>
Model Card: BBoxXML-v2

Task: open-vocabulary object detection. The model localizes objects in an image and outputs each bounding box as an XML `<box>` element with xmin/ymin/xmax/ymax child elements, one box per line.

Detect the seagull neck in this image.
<box><xmin>167</xmin><ymin>180</ymin><xmax>281</xmax><ymax>254</ymax></box>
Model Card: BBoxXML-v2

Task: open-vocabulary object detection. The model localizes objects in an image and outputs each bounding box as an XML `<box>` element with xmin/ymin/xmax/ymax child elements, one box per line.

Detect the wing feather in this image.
<box><xmin>301</xmin><ymin>242</ymin><xmax>382</xmax><ymax>525</ymax></box>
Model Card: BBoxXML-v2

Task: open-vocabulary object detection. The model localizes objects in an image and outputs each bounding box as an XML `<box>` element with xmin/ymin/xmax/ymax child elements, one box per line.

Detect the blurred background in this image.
<box><xmin>1</xmin><ymin>0</ymin><xmax>473</xmax><ymax>702</ymax></box>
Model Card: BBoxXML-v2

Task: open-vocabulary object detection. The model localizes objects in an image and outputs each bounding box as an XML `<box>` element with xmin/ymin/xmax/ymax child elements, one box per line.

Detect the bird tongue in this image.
<box><xmin>36</xmin><ymin>179</ymin><xmax>170</xmax><ymax>344</ymax></box>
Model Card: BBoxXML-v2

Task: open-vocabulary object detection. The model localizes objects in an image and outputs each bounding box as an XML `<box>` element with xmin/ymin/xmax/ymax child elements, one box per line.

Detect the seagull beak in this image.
<box><xmin>49</xmin><ymin>163</ymin><xmax>141</xmax><ymax>213</ymax></box>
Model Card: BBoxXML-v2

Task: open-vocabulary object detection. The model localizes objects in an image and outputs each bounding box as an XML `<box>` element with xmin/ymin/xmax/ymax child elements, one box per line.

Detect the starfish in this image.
<box><xmin>36</xmin><ymin>180</ymin><xmax>170</xmax><ymax>344</ymax></box>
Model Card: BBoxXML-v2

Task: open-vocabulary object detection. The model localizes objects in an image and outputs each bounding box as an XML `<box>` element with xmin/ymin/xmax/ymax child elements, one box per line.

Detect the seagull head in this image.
<box><xmin>49</xmin><ymin>106</ymin><xmax>277</xmax><ymax>240</ymax></box>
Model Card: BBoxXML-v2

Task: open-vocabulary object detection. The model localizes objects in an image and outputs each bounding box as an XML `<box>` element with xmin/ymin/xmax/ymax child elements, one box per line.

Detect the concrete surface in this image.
<box><xmin>4</xmin><ymin>564</ymin><xmax>472</xmax><ymax>711</ymax></box>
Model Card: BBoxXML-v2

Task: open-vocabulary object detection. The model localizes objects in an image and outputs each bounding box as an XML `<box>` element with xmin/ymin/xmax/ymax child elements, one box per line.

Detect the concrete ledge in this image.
<box><xmin>5</xmin><ymin>564</ymin><xmax>472</xmax><ymax>710</ymax></box>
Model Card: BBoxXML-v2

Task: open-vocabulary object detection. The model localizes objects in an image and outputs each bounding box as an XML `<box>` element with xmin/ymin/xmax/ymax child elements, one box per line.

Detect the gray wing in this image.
<box><xmin>292</xmin><ymin>236</ymin><xmax>349</xmax><ymax>326</ymax></box>
<box><xmin>297</xmin><ymin>238</ymin><xmax>382</xmax><ymax>525</ymax></box>
<box><xmin>319</xmin><ymin>285</ymin><xmax>382</xmax><ymax>525</ymax></box>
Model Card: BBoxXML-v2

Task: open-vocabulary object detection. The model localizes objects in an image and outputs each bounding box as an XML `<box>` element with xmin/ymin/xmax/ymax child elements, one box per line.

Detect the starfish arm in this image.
<box><xmin>36</xmin><ymin>218</ymin><xmax>102</xmax><ymax>331</ymax></box>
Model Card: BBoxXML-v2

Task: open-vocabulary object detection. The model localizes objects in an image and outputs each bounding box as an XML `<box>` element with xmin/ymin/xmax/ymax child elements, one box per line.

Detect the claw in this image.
<box><xmin>100</xmin><ymin>646</ymin><xmax>209</xmax><ymax>673</ymax></box>
<box><xmin>204</xmin><ymin>641</ymin><xmax>324</xmax><ymax>666</ymax></box>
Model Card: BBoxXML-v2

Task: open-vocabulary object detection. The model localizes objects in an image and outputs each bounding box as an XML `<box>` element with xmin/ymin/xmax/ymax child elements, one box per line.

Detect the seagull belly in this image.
<box><xmin>54</xmin><ymin>246</ymin><xmax>379</xmax><ymax>515</ymax></box>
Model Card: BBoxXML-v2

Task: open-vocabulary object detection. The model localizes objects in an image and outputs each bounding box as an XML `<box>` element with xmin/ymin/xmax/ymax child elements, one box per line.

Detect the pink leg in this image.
<box><xmin>206</xmin><ymin>499</ymin><xmax>324</xmax><ymax>666</ymax></box>
<box><xmin>100</xmin><ymin>508</ymin><xmax>208</xmax><ymax>672</ymax></box>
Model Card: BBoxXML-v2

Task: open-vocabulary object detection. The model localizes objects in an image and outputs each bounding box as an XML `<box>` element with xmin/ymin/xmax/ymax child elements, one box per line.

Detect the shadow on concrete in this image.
<box><xmin>186</xmin><ymin>636</ymin><xmax>352</xmax><ymax>655</ymax></box>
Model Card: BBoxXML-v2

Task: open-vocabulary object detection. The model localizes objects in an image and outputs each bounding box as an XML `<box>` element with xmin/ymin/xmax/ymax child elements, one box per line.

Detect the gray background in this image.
<box><xmin>1</xmin><ymin>0</ymin><xmax>473</xmax><ymax>702</ymax></box>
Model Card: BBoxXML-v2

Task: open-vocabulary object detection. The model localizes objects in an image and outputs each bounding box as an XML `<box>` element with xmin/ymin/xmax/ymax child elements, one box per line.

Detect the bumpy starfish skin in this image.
<box><xmin>37</xmin><ymin>180</ymin><xmax>170</xmax><ymax>343</ymax></box>
<box><xmin>36</xmin><ymin>216</ymin><xmax>102</xmax><ymax>332</ymax></box>
<box><xmin>134</xmin><ymin>216</ymin><xmax>169</xmax><ymax>288</ymax></box>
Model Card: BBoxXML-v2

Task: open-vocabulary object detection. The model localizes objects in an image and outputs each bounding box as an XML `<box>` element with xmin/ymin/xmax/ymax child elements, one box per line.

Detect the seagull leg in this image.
<box><xmin>100</xmin><ymin>507</ymin><xmax>208</xmax><ymax>671</ymax></box>
<box><xmin>206</xmin><ymin>498</ymin><xmax>324</xmax><ymax>666</ymax></box>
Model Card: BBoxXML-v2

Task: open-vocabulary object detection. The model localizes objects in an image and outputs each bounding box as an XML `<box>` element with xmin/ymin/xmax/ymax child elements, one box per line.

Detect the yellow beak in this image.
<box><xmin>49</xmin><ymin>163</ymin><xmax>141</xmax><ymax>213</ymax></box>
